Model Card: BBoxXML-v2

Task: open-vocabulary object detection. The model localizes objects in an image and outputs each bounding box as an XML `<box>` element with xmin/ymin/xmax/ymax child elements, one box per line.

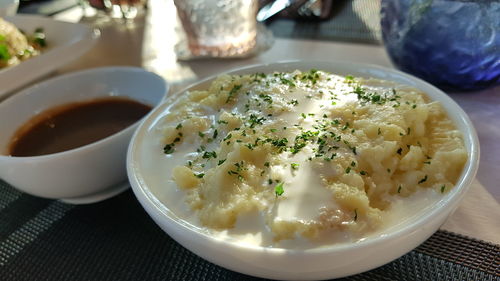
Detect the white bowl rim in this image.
<box><xmin>0</xmin><ymin>66</ymin><xmax>167</xmax><ymax>160</ymax></box>
<box><xmin>128</xmin><ymin>59</ymin><xmax>480</xmax><ymax>254</ymax></box>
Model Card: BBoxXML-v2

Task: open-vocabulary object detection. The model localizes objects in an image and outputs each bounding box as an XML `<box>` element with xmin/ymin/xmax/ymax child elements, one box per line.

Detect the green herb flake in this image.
<box><xmin>397</xmin><ymin>148</ymin><xmax>403</xmax><ymax>155</ymax></box>
<box><xmin>223</xmin><ymin>133</ymin><xmax>232</xmax><ymax>141</ymax></box>
<box><xmin>32</xmin><ymin>31</ymin><xmax>47</xmax><ymax>47</ymax></box>
<box><xmin>397</xmin><ymin>185</ymin><xmax>402</xmax><ymax>193</ymax></box>
<box><xmin>248</xmin><ymin>114</ymin><xmax>265</xmax><ymax>128</ymax></box>
<box><xmin>342</xmin><ymin>122</ymin><xmax>349</xmax><ymax>131</ymax></box>
<box><xmin>163</xmin><ymin>144</ymin><xmax>174</xmax><ymax>154</ymax></box>
<box><xmin>0</xmin><ymin>44</ymin><xmax>10</xmax><ymax>61</ymax></box>
<box><xmin>194</xmin><ymin>173</ymin><xmax>205</xmax><ymax>178</ymax></box>
<box><xmin>418</xmin><ymin>175</ymin><xmax>428</xmax><ymax>184</ymax></box>
<box><xmin>345</xmin><ymin>167</ymin><xmax>351</xmax><ymax>174</ymax></box>
<box><xmin>371</xmin><ymin>94</ymin><xmax>381</xmax><ymax>103</ymax></box>
<box><xmin>217</xmin><ymin>159</ymin><xmax>226</xmax><ymax>166</ymax></box>
<box><xmin>226</xmin><ymin>84</ymin><xmax>242</xmax><ymax>103</ymax></box>
<box><xmin>353</xmin><ymin>209</ymin><xmax>358</xmax><ymax>221</ymax></box>
<box><xmin>280</xmin><ymin>77</ymin><xmax>296</xmax><ymax>87</ymax></box>
<box><xmin>360</xmin><ymin>170</ymin><xmax>367</xmax><ymax>176</ymax></box>
<box><xmin>291</xmin><ymin>163</ymin><xmax>299</xmax><ymax>170</ymax></box>
<box><xmin>202</xmin><ymin>151</ymin><xmax>217</xmax><ymax>159</ymax></box>
<box><xmin>274</xmin><ymin>182</ymin><xmax>284</xmax><ymax>197</ymax></box>
<box><xmin>440</xmin><ymin>185</ymin><xmax>446</xmax><ymax>193</ymax></box>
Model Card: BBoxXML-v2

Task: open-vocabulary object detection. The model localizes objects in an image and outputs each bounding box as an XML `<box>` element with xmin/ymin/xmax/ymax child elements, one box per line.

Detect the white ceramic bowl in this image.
<box><xmin>0</xmin><ymin>15</ymin><xmax>100</xmax><ymax>100</ymax></box>
<box><xmin>0</xmin><ymin>67</ymin><xmax>167</xmax><ymax>204</ymax></box>
<box><xmin>127</xmin><ymin>61</ymin><xmax>479</xmax><ymax>280</ymax></box>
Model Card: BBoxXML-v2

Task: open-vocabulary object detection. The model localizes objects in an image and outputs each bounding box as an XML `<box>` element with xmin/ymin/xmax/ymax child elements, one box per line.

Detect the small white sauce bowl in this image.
<box><xmin>0</xmin><ymin>67</ymin><xmax>167</xmax><ymax>204</ymax></box>
<box><xmin>127</xmin><ymin>61</ymin><xmax>479</xmax><ymax>280</ymax></box>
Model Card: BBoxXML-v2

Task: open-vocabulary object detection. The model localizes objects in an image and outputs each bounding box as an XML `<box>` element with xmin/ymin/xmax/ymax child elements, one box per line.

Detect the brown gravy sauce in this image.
<box><xmin>8</xmin><ymin>97</ymin><xmax>152</xmax><ymax>157</ymax></box>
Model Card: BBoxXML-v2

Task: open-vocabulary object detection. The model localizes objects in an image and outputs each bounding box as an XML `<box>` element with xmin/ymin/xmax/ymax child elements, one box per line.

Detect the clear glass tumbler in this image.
<box><xmin>174</xmin><ymin>0</ymin><xmax>258</xmax><ymax>58</ymax></box>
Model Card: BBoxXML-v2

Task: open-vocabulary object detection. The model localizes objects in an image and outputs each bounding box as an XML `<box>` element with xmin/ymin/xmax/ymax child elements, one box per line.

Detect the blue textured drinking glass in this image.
<box><xmin>380</xmin><ymin>0</ymin><xmax>500</xmax><ymax>91</ymax></box>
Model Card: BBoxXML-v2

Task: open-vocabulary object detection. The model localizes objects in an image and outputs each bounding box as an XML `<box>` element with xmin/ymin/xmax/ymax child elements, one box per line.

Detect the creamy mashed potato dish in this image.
<box><xmin>147</xmin><ymin>70</ymin><xmax>467</xmax><ymax>247</ymax></box>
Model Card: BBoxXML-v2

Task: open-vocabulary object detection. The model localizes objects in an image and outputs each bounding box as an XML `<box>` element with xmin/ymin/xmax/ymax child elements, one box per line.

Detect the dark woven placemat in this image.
<box><xmin>0</xmin><ymin>180</ymin><xmax>499</xmax><ymax>281</ymax></box>
<box><xmin>264</xmin><ymin>0</ymin><xmax>382</xmax><ymax>44</ymax></box>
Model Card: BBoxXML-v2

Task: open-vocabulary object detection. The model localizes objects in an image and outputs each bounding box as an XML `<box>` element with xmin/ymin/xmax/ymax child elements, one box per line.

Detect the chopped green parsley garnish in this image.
<box><xmin>163</xmin><ymin>144</ymin><xmax>174</xmax><ymax>154</ymax></box>
<box><xmin>274</xmin><ymin>182</ymin><xmax>284</xmax><ymax>197</ymax></box>
<box><xmin>418</xmin><ymin>175</ymin><xmax>428</xmax><ymax>184</ymax></box>
<box><xmin>0</xmin><ymin>44</ymin><xmax>10</xmax><ymax>61</ymax></box>
<box><xmin>291</xmin><ymin>163</ymin><xmax>299</xmax><ymax>170</ymax></box>
<box><xmin>226</xmin><ymin>84</ymin><xmax>242</xmax><ymax>103</ymax></box>
<box><xmin>223</xmin><ymin>133</ymin><xmax>232</xmax><ymax>141</ymax></box>
<box><xmin>202</xmin><ymin>151</ymin><xmax>217</xmax><ymax>159</ymax></box>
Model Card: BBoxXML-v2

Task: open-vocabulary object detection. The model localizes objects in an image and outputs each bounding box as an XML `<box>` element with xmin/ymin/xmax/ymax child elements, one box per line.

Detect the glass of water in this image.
<box><xmin>174</xmin><ymin>0</ymin><xmax>258</xmax><ymax>58</ymax></box>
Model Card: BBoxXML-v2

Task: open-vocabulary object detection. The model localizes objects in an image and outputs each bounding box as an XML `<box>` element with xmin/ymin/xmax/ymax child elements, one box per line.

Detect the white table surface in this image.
<box><xmin>49</xmin><ymin>1</ymin><xmax>500</xmax><ymax>244</ymax></box>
